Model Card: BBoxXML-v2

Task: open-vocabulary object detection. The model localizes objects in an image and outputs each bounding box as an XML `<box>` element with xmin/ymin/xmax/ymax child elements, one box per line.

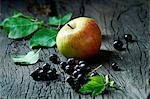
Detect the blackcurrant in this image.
<box><xmin>60</xmin><ymin>61</ymin><xmax>67</xmax><ymax>70</ymax></box>
<box><xmin>90</xmin><ymin>72</ymin><xmax>99</xmax><ymax>77</ymax></box>
<box><xmin>74</xmin><ymin>65</ymin><xmax>80</xmax><ymax>70</ymax></box>
<box><xmin>71</xmin><ymin>80</ymin><xmax>81</xmax><ymax>92</ymax></box>
<box><xmin>30</xmin><ymin>67</ymin><xmax>42</xmax><ymax>77</ymax></box>
<box><xmin>65</xmin><ymin>65</ymin><xmax>74</xmax><ymax>74</ymax></box>
<box><xmin>79</xmin><ymin>63</ymin><xmax>86</xmax><ymax>68</ymax></box>
<box><xmin>111</xmin><ymin>62</ymin><xmax>121</xmax><ymax>71</ymax></box>
<box><xmin>113</xmin><ymin>40</ymin><xmax>124</xmax><ymax>51</ymax></box>
<box><xmin>47</xmin><ymin>69</ymin><xmax>58</xmax><ymax>80</ymax></box>
<box><xmin>76</xmin><ymin>74</ymin><xmax>88</xmax><ymax>85</ymax></box>
<box><xmin>31</xmin><ymin>69</ymin><xmax>45</xmax><ymax>81</ymax></box>
<box><xmin>78</xmin><ymin>60</ymin><xmax>86</xmax><ymax>65</ymax></box>
<box><xmin>67</xmin><ymin>58</ymin><xmax>76</xmax><ymax>65</ymax></box>
<box><xmin>72</xmin><ymin>69</ymin><xmax>81</xmax><ymax>78</ymax></box>
<box><xmin>43</xmin><ymin>63</ymin><xmax>50</xmax><ymax>72</ymax></box>
<box><xmin>124</xmin><ymin>34</ymin><xmax>132</xmax><ymax>42</ymax></box>
<box><xmin>49</xmin><ymin>54</ymin><xmax>59</xmax><ymax>64</ymax></box>
<box><xmin>79</xmin><ymin>64</ymin><xmax>91</xmax><ymax>74</ymax></box>
<box><xmin>46</xmin><ymin>70</ymin><xmax>52</xmax><ymax>79</ymax></box>
<box><xmin>66</xmin><ymin>76</ymin><xmax>75</xmax><ymax>85</ymax></box>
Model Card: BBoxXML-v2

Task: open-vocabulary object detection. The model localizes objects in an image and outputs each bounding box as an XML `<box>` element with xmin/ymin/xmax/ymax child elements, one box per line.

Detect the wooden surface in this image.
<box><xmin>0</xmin><ymin>0</ymin><xmax>149</xmax><ymax>99</ymax></box>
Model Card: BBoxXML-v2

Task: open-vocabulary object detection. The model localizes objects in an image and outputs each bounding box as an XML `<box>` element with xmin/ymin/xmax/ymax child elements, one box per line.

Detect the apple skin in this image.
<box><xmin>56</xmin><ymin>17</ymin><xmax>102</xmax><ymax>59</ymax></box>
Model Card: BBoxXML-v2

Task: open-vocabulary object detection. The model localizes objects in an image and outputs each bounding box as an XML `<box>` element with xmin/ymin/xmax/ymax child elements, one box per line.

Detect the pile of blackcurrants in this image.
<box><xmin>60</xmin><ymin>58</ymin><xmax>99</xmax><ymax>92</ymax></box>
<box><xmin>31</xmin><ymin>53</ymin><xmax>99</xmax><ymax>92</ymax></box>
<box><xmin>30</xmin><ymin>63</ymin><xmax>58</xmax><ymax>81</ymax></box>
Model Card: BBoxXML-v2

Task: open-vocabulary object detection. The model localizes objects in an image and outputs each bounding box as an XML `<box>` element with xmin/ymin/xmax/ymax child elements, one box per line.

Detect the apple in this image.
<box><xmin>56</xmin><ymin>17</ymin><xmax>102</xmax><ymax>59</ymax></box>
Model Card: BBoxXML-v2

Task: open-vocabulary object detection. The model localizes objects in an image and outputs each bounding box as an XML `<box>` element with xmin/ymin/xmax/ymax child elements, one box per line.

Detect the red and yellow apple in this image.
<box><xmin>56</xmin><ymin>17</ymin><xmax>102</xmax><ymax>59</ymax></box>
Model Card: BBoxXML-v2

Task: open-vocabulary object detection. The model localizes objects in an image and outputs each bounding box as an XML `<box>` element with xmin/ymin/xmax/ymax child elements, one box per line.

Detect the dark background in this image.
<box><xmin>0</xmin><ymin>0</ymin><xmax>149</xmax><ymax>99</ymax></box>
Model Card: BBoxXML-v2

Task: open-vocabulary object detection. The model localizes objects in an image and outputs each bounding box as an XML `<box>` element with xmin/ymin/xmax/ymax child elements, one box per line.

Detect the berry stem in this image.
<box><xmin>67</xmin><ymin>24</ymin><xmax>74</xmax><ymax>29</ymax></box>
<box><xmin>89</xmin><ymin>65</ymin><xmax>102</xmax><ymax>75</ymax></box>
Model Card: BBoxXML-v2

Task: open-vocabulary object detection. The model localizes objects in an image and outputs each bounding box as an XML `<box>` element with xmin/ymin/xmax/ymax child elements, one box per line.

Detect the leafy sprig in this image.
<box><xmin>79</xmin><ymin>75</ymin><xmax>116</xmax><ymax>97</ymax></box>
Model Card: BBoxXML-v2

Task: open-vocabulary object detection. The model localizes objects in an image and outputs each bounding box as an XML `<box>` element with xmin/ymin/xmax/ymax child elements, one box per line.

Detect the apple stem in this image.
<box><xmin>67</xmin><ymin>24</ymin><xmax>74</xmax><ymax>29</ymax></box>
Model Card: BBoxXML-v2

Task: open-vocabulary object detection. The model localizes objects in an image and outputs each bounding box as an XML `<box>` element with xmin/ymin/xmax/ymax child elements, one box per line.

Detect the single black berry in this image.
<box><xmin>46</xmin><ymin>70</ymin><xmax>53</xmax><ymax>80</ymax></box>
<box><xmin>124</xmin><ymin>34</ymin><xmax>132</xmax><ymax>42</ymax></box>
<box><xmin>71</xmin><ymin>80</ymin><xmax>81</xmax><ymax>92</ymax></box>
<box><xmin>46</xmin><ymin>69</ymin><xmax>58</xmax><ymax>80</ymax></box>
<box><xmin>72</xmin><ymin>69</ymin><xmax>81</xmax><ymax>78</ymax></box>
<box><xmin>78</xmin><ymin>60</ymin><xmax>86</xmax><ymax>65</ymax></box>
<box><xmin>30</xmin><ymin>67</ymin><xmax>42</xmax><ymax>77</ymax></box>
<box><xmin>79</xmin><ymin>64</ymin><xmax>91</xmax><ymax>74</ymax></box>
<box><xmin>65</xmin><ymin>65</ymin><xmax>74</xmax><ymax>74</ymax></box>
<box><xmin>111</xmin><ymin>62</ymin><xmax>121</xmax><ymax>71</ymax></box>
<box><xmin>79</xmin><ymin>64</ymin><xmax>86</xmax><ymax>68</ymax></box>
<box><xmin>74</xmin><ymin>65</ymin><xmax>80</xmax><ymax>70</ymax></box>
<box><xmin>76</xmin><ymin>74</ymin><xmax>88</xmax><ymax>85</ymax></box>
<box><xmin>113</xmin><ymin>40</ymin><xmax>124</xmax><ymax>51</ymax></box>
<box><xmin>90</xmin><ymin>72</ymin><xmax>99</xmax><ymax>77</ymax></box>
<box><xmin>66</xmin><ymin>76</ymin><xmax>75</xmax><ymax>85</ymax></box>
<box><xmin>43</xmin><ymin>63</ymin><xmax>51</xmax><ymax>72</ymax></box>
<box><xmin>60</xmin><ymin>61</ymin><xmax>67</xmax><ymax>70</ymax></box>
<box><xmin>32</xmin><ymin>69</ymin><xmax>45</xmax><ymax>81</ymax></box>
<box><xmin>67</xmin><ymin>58</ymin><xmax>76</xmax><ymax>65</ymax></box>
<box><xmin>30</xmin><ymin>69</ymin><xmax>41</xmax><ymax>80</ymax></box>
<box><xmin>49</xmin><ymin>54</ymin><xmax>59</xmax><ymax>64</ymax></box>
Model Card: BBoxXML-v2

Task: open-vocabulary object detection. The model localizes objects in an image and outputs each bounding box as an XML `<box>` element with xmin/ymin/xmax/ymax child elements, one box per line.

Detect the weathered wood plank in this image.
<box><xmin>0</xmin><ymin>0</ymin><xmax>149</xmax><ymax>99</ymax></box>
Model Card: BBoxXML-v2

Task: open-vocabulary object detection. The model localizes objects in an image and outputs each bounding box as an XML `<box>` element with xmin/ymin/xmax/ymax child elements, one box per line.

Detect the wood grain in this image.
<box><xmin>0</xmin><ymin>0</ymin><xmax>149</xmax><ymax>99</ymax></box>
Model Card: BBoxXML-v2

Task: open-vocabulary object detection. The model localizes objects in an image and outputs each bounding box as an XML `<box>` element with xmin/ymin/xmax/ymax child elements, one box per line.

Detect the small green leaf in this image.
<box><xmin>79</xmin><ymin>81</ymin><xmax>102</xmax><ymax>93</ymax></box>
<box><xmin>79</xmin><ymin>75</ymin><xmax>116</xmax><ymax>97</ymax></box>
<box><xmin>79</xmin><ymin>75</ymin><xmax>106</xmax><ymax>96</ymax></box>
<box><xmin>12</xmin><ymin>49</ymin><xmax>41</xmax><ymax>65</ymax></box>
<box><xmin>9</xmin><ymin>17</ymin><xmax>40</xmax><ymax>39</ymax></box>
<box><xmin>1</xmin><ymin>13</ymin><xmax>42</xmax><ymax>39</ymax></box>
<box><xmin>48</xmin><ymin>12</ymin><xmax>72</xmax><ymax>25</ymax></box>
<box><xmin>91</xmin><ymin>85</ymin><xmax>105</xmax><ymax>96</ymax></box>
<box><xmin>30</xmin><ymin>27</ymin><xmax>59</xmax><ymax>48</ymax></box>
<box><xmin>89</xmin><ymin>75</ymin><xmax>105</xmax><ymax>84</ymax></box>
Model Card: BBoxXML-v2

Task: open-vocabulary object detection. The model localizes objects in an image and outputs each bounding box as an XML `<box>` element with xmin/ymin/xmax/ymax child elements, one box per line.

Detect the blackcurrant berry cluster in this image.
<box><xmin>30</xmin><ymin>63</ymin><xmax>58</xmax><ymax>81</ymax></box>
<box><xmin>113</xmin><ymin>34</ymin><xmax>134</xmax><ymax>51</ymax></box>
<box><xmin>60</xmin><ymin>58</ymin><xmax>99</xmax><ymax>92</ymax></box>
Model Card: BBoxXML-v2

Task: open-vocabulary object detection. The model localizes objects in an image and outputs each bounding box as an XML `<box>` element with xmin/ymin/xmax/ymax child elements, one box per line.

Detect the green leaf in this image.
<box><xmin>89</xmin><ymin>75</ymin><xmax>105</xmax><ymax>84</ymax></box>
<box><xmin>79</xmin><ymin>81</ymin><xmax>102</xmax><ymax>93</ymax></box>
<box><xmin>12</xmin><ymin>49</ymin><xmax>41</xmax><ymax>65</ymax></box>
<box><xmin>91</xmin><ymin>85</ymin><xmax>105</xmax><ymax>96</ymax></box>
<box><xmin>79</xmin><ymin>75</ymin><xmax>106</xmax><ymax>96</ymax></box>
<box><xmin>30</xmin><ymin>27</ymin><xmax>59</xmax><ymax>48</ymax></box>
<box><xmin>1</xmin><ymin>13</ymin><xmax>42</xmax><ymax>39</ymax></box>
<box><xmin>79</xmin><ymin>75</ymin><xmax>117</xmax><ymax>97</ymax></box>
<box><xmin>5</xmin><ymin>17</ymin><xmax>40</xmax><ymax>39</ymax></box>
<box><xmin>48</xmin><ymin>12</ymin><xmax>72</xmax><ymax>25</ymax></box>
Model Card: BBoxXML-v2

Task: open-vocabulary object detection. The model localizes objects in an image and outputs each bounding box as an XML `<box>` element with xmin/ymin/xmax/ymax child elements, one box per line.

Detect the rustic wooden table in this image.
<box><xmin>0</xmin><ymin>0</ymin><xmax>149</xmax><ymax>99</ymax></box>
